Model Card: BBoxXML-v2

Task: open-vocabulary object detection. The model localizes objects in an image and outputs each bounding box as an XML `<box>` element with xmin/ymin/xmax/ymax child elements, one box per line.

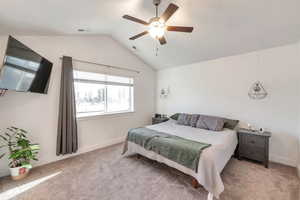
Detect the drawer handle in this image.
<box><xmin>250</xmin><ymin>140</ymin><xmax>255</xmax><ymax>144</ymax></box>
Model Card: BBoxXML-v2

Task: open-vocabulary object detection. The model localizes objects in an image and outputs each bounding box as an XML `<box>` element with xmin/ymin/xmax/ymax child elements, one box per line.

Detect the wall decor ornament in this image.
<box><xmin>248</xmin><ymin>81</ymin><xmax>268</xmax><ymax>100</ymax></box>
<box><xmin>160</xmin><ymin>87</ymin><xmax>170</xmax><ymax>98</ymax></box>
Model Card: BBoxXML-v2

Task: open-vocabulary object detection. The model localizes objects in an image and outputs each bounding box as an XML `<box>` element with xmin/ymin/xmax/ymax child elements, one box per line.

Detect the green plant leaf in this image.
<box><xmin>7</xmin><ymin>128</ymin><xmax>13</xmax><ymax>132</ymax></box>
<box><xmin>17</xmin><ymin>139</ymin><xmax>30</xmax><ymax>148</ymax></box>
<box><xmin>0</xmin><ymin>135</ymin><xmax>8</xmax><ymax>141</ymax></box>
<box><xmin>22</xmin><ymin>164</ymin><xmax>32</xmax><ymax>169</ymax></box>
<box><xmin>30</xmin><ymin>145</ymin><xmax>40</xmax><ymax>150</ymax></box>
<box><xmin>3</xmin><ymin>126</ymin><xmax>39</xmax><ymax>165</ymax></box>
<box><xmin>20</xmin><ymin>129</ymin><xmax>27</xmax><ymax>133</ymax></box>
<box><xmin>4</xmin><ymin>132</ymin><xmax>11</xmax><ymax>138</ymax></box>
<box><xmin>0</xmin><ymin>153</ymin><xmax>6</xmax><ymax>159</ymax></box>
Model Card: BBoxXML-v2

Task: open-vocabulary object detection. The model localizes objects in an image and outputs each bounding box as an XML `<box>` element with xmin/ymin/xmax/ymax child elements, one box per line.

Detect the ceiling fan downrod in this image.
<box><xmin>153</xmin><ymin>0</ymin><xmax>161</xmax><ymax>17</ymax></box>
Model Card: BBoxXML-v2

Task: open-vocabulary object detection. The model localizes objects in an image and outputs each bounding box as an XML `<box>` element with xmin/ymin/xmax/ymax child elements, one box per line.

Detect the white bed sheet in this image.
<box><xmin>124</xmin><ymin>119</ymin><xmax>237</xmax><ymax>199</ymax></box>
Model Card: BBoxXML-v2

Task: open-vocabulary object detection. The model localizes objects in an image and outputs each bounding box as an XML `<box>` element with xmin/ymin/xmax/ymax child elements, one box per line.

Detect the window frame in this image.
<box><xmin>73</xmin><ymin>70</ymin><xmax>134</xmax><ymax>118</ymax></box>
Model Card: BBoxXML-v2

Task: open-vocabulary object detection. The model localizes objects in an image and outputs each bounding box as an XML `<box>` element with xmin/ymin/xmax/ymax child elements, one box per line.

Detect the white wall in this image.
<box><xmin>0</xmin><ymin>35</ymin><xmax>156</xmax><ymax>176</ymax></box>
<box><xmin>157</xmin><ymin>43</ymin><xmax>300</xmax><ymax>167</ymax></box>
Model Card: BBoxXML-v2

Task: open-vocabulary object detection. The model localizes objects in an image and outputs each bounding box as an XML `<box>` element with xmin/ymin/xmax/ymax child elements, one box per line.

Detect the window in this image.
<box><xmin>73</xmin><ymin>70</ymin><xmax>134</xmax><ymax>117</ymax></box>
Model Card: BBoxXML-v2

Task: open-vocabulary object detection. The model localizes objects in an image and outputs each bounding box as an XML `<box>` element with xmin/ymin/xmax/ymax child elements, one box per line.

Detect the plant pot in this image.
<box><xmin>9</xmin><ymin>166</ymin><xmax>30</xmax><ymax>180</ymax></box>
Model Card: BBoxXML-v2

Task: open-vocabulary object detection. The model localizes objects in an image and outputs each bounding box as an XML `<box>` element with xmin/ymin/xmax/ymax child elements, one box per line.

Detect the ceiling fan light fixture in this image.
<box><xmin>149</xmin><ymin>19</ymin><xmax>166</xmax><ymax>38</ymax></box>
<box><xmin>122</xmin><ymin>2</ymin><xmax>193</xmax><ymax>45</ymax></box>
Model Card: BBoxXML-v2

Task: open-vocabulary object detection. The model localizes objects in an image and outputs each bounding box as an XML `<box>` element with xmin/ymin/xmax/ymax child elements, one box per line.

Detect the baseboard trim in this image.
<box><xmin>77</xmin><ymin>137</ymin><xmax>125</xmax><ymax>155</ymax></box>
<box><xmin>1</xmin><ymin>140</ymin><xmax>297</xmax><ymax>177</ymax></box>
<box><xmin>269</xmin><ymin>154</ymin><xmax>297</xmax><ymax>167</ymax></box>
<box><xmin>0</xmin><ymin>136</ymin><xmax>125</xmax><ymax>178</ymax></box>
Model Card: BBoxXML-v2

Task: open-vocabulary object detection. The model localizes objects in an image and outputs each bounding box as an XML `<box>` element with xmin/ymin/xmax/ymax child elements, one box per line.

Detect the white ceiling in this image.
<box><xmin>1</xmin><ymin>0</ymin><xmax>300</xmax><ymax>69</ymax></box>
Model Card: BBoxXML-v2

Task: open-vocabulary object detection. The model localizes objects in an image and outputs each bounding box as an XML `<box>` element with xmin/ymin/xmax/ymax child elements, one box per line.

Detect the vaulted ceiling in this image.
<box><xmin>1</xmin><ymin>0</ymin><xmax>300</xmax><ymax>69</ymax></box>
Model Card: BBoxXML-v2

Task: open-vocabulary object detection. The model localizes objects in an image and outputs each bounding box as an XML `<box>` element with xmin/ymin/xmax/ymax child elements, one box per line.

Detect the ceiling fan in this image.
<box><xmin>122</xmin><ymin>0</ymin><xmax>194</xmax><ymax>45</ymax></box>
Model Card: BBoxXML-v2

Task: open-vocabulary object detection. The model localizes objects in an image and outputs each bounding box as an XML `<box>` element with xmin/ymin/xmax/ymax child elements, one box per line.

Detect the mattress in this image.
<box><xmin>124</xmin><ymin>119</ymin><xmax>238</xmax><ymax>199</ymax></box>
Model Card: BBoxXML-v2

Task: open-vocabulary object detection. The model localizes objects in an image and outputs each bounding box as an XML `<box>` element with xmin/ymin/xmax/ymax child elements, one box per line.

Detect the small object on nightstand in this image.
<box><xmin>237</xmin><ymin>128</ymin><xmax>271</xmax><ymax>168</ymax></box>
<box><xmin>152</xmin><ymin>116</ymin><xmax>169</xmax><ymax>125</ymax></box>
<box><xmin>259</xmin><ymin>128</ymin><xmax>265</xmax><ymax>133</ymax></box>
<box><xmin>247</xmin><ymin>123</ymin><xmax>252</xmax><ymax>130</ymax></box>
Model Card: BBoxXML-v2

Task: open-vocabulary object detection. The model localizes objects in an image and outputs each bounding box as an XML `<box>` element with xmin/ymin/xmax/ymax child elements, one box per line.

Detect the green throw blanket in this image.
<box><xmin>123</xmin><ymin>127</ymin><xmax>211</xmax><ymax>172</ymax></box>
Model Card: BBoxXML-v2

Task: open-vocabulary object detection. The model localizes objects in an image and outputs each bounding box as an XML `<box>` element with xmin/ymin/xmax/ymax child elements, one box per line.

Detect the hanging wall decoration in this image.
<box><xmin>248</xmin><ymin>81</ymin><xmax>268</xmax><ymax>100</ymax></box>
<box><xmin>160</xmin><ymin>87</ymin><xmax>170</xmax><ymax>98</ymax></box>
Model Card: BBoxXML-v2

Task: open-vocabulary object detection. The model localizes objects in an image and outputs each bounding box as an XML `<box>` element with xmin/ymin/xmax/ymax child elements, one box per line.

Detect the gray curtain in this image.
<box><xmin>57</xmin><ymin>56</ymin><xmax>78</xmax><ymax>155</ymax></box>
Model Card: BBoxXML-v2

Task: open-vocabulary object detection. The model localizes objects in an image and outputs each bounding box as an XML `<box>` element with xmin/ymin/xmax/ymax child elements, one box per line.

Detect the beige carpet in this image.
<box><xmin>0</xmin><ymin>143</ymin><xmax>299</xmax><ymax>200</ymax></box>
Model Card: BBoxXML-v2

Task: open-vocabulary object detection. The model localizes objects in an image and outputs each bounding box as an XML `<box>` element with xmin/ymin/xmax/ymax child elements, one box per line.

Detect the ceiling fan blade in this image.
<box><xmin>167</xmin><ymin>26</ymin><xmax>194</xmax><ymax>32</ymax></box>
<box><xmin>160</xmin><ymin>3</ymin><xmax>179</xmax><ymax>22</ymax></box>
<box><xmin>123</xmin><ymin>15</ymin><xmax>149</xmax><ymax>25</ymax></box>
<box><xmin>129</xmin><ymin>31</ymin><xmax>149</xmax><ymax>40</ymax></box>
<box><xmin>158</xmin><ymin>36</ymin><xmax>167</xmax><ymax>45</ymax></box>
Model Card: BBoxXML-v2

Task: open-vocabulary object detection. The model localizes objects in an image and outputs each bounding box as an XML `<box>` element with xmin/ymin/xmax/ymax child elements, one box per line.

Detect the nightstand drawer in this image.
<box><xmin>240</xmin><ymin>145</ymin><xmax>265</xmax><ymax>161</ymax></box>
<box><xmin>242</xmin><ymin>134</ymin><xmax>265</xmax><ymax>148</ymax></box>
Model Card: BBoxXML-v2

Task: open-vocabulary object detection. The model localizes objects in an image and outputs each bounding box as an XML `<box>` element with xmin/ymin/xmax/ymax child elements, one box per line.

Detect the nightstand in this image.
<box><xmin>238</xmin><ymin>128</ymin><xmax>271</xmax><ymax>168</ymax></box>
<box><xmin>152</xmin><ymin>117</ymin><xmax>169</xmax><ymax>125</ymax></box>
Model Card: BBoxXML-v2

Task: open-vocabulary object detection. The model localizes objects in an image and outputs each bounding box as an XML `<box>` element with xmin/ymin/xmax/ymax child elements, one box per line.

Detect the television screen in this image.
<box><xmin>0</xmin><ymin>36</ymin><xmax>53</xmax><ymax>94</ymax></box>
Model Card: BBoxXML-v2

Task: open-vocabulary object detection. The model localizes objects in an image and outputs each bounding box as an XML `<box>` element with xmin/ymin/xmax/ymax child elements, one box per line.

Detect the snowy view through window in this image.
<box><xmin>74</xmin><ymin>70</ymin><xmax>133</xmax><ymax>116</ymax></box>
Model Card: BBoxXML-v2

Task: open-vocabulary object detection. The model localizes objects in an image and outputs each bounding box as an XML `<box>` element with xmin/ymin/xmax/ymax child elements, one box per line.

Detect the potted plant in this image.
<box><xmin>0</xmin><ymin>127</ymin><xmax>40</xmax><ymax>180</ymax></box>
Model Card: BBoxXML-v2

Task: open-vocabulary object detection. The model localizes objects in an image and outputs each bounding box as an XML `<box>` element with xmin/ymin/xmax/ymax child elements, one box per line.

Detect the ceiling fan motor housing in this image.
<box><xmin>153</xmin><ymin>0</ymin><xmax>161</xmax><ymax>6</ymax></box>
<box><xmin>149</xmin><ymin>17</ymin><xmax>161</xmax><ymax>23</ymax></box>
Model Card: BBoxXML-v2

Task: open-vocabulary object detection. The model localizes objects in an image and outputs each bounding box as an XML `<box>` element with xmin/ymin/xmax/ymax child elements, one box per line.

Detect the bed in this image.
<box><xmin>123</xmin><ymin>119</ymin><xmax>238</xmax><ymax>200</ymax></box>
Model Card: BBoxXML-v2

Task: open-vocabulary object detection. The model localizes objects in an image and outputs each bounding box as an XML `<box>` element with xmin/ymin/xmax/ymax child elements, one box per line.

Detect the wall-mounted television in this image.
<box><xmin>0</xmin><ymin>36</ymin><xmax>53</xmax><ymax>94</ymax></box>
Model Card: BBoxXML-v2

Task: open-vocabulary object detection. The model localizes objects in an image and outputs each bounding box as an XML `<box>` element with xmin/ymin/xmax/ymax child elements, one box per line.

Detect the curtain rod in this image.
<box><xmin>59</xmin><ymin>57</ymin><xmax>140</xmax><ymax>74</ymax></box>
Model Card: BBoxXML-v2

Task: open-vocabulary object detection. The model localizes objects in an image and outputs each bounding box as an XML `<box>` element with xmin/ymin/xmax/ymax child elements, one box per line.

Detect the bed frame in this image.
<box><xmin>136</xmin><ymin>154</ymin><xmax>214</xmax><ymax>200</ymax></box>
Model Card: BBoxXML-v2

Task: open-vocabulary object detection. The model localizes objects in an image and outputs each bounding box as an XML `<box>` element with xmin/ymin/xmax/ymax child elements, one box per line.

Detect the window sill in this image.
<box><xmin>76</xmin><ymin>110</ymin><xmax>135</xmax><ymax>121</ymax></box>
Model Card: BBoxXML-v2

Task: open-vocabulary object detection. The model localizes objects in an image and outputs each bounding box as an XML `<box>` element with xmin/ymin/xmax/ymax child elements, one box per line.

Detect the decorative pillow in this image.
<box><xmin>189</xmin><ymin>114</ymin><xmax>200</xmax><ymax>127</ymax></box>
<box><xmin>223</xmin><ymin>118</ymin><xmax>239</xmax><ymax>129</ymax></box>
<box><xmin>196</xmin><ymin>115</ymin><xmax>225</xmax><ymax>131</ymax></box>
<box><xmin>177</xmin><ymin>113</ymin><xmax>192</xmax><ymax>126</ymax></box>
<box><xmin>170</xmin><ymin>113</ymin><xmax>180</xmax><ymax>120</ymax></box>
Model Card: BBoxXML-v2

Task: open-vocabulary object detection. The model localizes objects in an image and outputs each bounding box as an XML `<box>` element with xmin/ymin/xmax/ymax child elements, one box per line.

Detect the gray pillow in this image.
<box><xmin>177</xmin><ymin>113</ymin><xmax>192</xmax><ymax>126</ymax></box>
<box><xmin>170</xmin><ymin>113</ymin><xmax>180</xmax><ymax>120</ymax></box>
<box><xmin>196</xmin><ymin>115</ymin><xmax>225</xmax><ymax>131</ymax></box>
<box><xmin>223</xmin><ymin>118</ymin><xmax>239</xmax><ymax>129</ymax></box>
<box><xmin>189</xmin><ymin>114</ymin><xmax>200</xmax><ymax>127</ymax></box>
